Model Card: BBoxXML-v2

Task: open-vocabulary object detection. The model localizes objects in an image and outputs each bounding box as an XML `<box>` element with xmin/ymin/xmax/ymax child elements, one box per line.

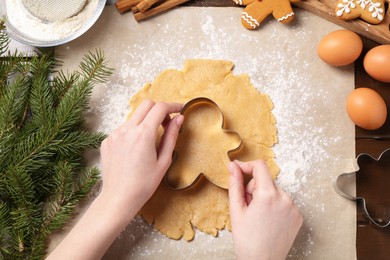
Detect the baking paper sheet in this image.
<box><xmin>48</xmin><ymin>6</ymin><xmax>357</xmax><ymax>259</ymax></box>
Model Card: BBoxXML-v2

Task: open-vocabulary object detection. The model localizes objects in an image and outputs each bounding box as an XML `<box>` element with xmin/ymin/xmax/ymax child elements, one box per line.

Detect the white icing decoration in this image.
<box><xmin>242</xmin><ymin>12</ymin><xmax>259</xmax><ymax>28</ymax></box>
<box><xmin>336</xmin><ymin>0</ymin><xmax>356</xmax><ymax>16</ymax></box>
<box><xmin>337</xmin><ymin>0</ymin><xmax>384</xmax><ymax>21</ymax></box>
<box><xmin>277</xmin><ymin>12</ymin><xmax>294</xmax><ymax>22</ymax></box>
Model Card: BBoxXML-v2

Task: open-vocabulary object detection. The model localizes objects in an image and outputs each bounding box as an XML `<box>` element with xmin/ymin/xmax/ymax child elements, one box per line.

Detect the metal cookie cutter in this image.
<box><xmin>333</xmin><ymin>148</ymin><xmax>390</xmax><ymax>228</ymax></box>
<box><xmin>165</xmin><ymin>97</ymin><xmax>242</xmax><ymax>190</ymax></box>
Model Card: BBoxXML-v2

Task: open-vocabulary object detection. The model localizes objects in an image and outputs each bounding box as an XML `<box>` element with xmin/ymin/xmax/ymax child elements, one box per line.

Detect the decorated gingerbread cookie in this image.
<box><xmin>233</xmin><ymin>0</ymin><xmax>300</xmax><ymax>30</ymax></box>
<box><xmin>335</xmin><ymin>0</ymin><xmax>385</xmax><ymax>25</ymax></box>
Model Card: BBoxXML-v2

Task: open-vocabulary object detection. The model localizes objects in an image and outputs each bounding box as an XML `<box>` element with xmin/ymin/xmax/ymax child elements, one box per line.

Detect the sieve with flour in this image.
<box><xmin>21</xmin><ymin>0</ymin><xmax>88</xmax><ymax>23</ymax></box>
<box><xmin>3</xmin><ymin>0</ymin><xmax>106</xmax><ymax>47</ymax></box>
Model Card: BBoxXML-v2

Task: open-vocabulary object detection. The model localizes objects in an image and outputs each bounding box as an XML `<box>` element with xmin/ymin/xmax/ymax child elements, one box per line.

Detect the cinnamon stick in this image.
<box><xmin>115</xmin><ymin>0</ymin><xmax>142</xmax><ymax>14</ymax></box>
<box><xmin>136</xmin><ymin>0</ymin><xmax>163</xmax><ymax>12</ymax></box>
<box><xmin>131</xmin><ymin>5</ymin><xmax>140</xmax><ymax>13</ymax></box>
<box><xmin>133</xmin><ymin>0</ymin><xmax>190</xmax><ymax>21</ymax></box>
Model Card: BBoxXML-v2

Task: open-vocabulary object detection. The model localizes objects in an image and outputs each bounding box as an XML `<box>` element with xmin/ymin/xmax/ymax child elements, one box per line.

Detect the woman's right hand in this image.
<box><xmin>228</xmin><ymin>160</ymin><xmax>303</xmax><ymax>260</ymax></box>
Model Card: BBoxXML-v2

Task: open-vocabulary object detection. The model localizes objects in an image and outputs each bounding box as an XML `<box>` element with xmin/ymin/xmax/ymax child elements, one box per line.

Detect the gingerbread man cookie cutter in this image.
<box><xmin>164</xmin><ymin>97</ymin><xmax>243</xmax><ymax>190</ymax></box>
<box><xmin>333</xmin><ymin>148</ymin><xmax>390</xmax><ymax>228</ymax></box>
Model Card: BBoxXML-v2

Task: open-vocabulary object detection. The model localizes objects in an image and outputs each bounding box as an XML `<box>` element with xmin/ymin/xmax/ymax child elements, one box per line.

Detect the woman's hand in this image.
<box><xmin>228</xmin><ymin>160</ymin><xmax>303</xmax><ymax>260</ymax></box>
<box><xmin>99</xmin><ymin>99</ymin><xmax>184</xmax><ymax>219</ymax></box>
<box><xmin>47</xmin><ymin>100</ymin><xmax>183</xmax><ymax>260</ymax></box>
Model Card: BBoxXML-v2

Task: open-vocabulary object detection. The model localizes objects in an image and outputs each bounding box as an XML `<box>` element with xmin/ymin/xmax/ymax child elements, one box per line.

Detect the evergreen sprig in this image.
<box><xmin>0</xmin><ymin>21</ymin><xmax>113</xmax><ymax>259</ymax></box>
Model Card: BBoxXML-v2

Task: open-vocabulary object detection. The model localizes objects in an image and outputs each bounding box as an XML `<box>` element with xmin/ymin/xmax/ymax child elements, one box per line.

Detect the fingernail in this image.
<box><xmin>176</xmin><ymin>115</ymin><xmax>184</xmax><ymax>126</ymax></box>
<box><xmin>228</xmin><ymin>161</ymin><xmax>235</xmax><ymax>173</ymax></box>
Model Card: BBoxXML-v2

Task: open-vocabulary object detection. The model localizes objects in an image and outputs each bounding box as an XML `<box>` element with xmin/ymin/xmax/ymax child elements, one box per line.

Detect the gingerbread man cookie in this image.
<box><xmin>233</xmin><ymin>0</ymin><xmax>300</xmax><ymax>30</ymax></box>
<box><xmin>336</xmin><ymin>0</ymin><xmax>385</xmax><ymax>25</ymax></box>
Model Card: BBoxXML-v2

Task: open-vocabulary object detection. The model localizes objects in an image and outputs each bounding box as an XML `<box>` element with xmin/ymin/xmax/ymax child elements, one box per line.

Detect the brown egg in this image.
<box><xmin>317</xmin><ymin>30</ymin><xmax>363</xmax><ymax>66</ymax></box>
<box><xmin>363</xmin><ymin>45</ymin><xmax>390</xmax><ymax>83</ymax></box>
<box><xmin>346</xmin><ymin>88</ymin><xmax>387</xmax><ymax>130</ymax></box>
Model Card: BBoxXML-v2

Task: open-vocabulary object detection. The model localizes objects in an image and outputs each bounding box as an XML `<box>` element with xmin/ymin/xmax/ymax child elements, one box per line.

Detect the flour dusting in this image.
<box><xmin>59</xmin><ymin>6</ymin><xmax>356</xmax><ymax>259</ymax></box>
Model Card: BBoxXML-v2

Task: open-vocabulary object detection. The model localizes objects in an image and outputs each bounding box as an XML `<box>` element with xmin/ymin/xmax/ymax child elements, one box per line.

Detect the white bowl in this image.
<box><xmin>4</xmin><ymin>0</ymin><xmax>106</xmax><ymax>47</ymax></box>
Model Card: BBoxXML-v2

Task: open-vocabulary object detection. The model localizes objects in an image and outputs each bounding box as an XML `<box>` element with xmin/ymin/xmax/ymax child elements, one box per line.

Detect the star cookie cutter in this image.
<box><xmin>333</xmin><ymin>148</ymin><xmax>390</xmax><ymax>228</ymax></box>
<box><xmin>165</xmin><ymin>97</ymin><xmax>242</xmax><ymax>190</ymax></box>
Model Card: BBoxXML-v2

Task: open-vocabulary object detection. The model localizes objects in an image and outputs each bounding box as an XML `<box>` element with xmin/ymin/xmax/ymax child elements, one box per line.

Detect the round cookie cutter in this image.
<box><xmin>333</xmin><ymin>148</ymin><xmax>390</xmax><ymax>228</ymax></box>
<box><xmin>164</xmin><ymin>97</ymin><xmax>243</xmax><ymax>191</ymax></box>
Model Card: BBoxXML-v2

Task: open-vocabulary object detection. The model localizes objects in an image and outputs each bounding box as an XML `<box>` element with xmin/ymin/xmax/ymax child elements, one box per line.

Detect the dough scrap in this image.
<box><xmin>128</xmin><ymin>60</ymin><xmax>278</xmax><ymax>240</ymax></box>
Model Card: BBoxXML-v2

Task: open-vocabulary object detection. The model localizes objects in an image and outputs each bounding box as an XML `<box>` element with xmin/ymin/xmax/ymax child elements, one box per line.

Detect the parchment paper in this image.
<box><xmin>49</xmin><ymin>6</ymin><xmax>357</xmax><ymax>259</ymax></box>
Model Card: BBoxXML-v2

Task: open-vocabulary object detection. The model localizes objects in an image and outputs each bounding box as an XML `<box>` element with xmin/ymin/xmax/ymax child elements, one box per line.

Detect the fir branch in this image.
<box><xmin>0</xmin><ymin>74</ymin><xmax>30</xmax><ymax>131</ymax></box>
<box><xmin>73</xmin><ymin>167</ymin><xmax>100</xmax><ymax>200</ymax></box>
<box><xmin>44</xmin><ymin>167</ymin><xmax>99</xmax><ymax>233</ymax></box>
<box><xmin>28</xmin><ymin>55</ymin><xmax>55</xmax><ymax>128</ymax></box>
<box><xmin>51</xmin><ymin>71</ymin><xmax>80</xmax><ymax>107</ymax></box>
<box><xmin>0</xmin><ymin>21</ymin><xmax>30</xmax><ymax>91</ymax></box>
<box><xmin>29</xmin><ymin>166</ymin><xmax>100</xmax><ymax>258</ymax></box>
<box><xmin>9</xmin><ymin>129</ymin><xmax>59</xmax><ymax>174</ymax></box>
<box><xmin>57</xmin><ymin>162</ymin><xmax>75</xmax><ymax>203</ymax></box>
<box><xmin>37</xmin><ymin>48</ymin><xmax>61</xmax><ymax>72</ymax></box>
<box><xmin>0</xmin><ymin>21</ymin><xmax>111</xmax><ymax>258</ymax></box>
<box><xmin>56</xmin><ymin>131</ymin><xmax>106</xmax><ymax>158</ymax></box>
<box><xmin>0</xmin><ymin>53</ymin><xmax>27</xmax><ymax>90</ymax></box>
<box><xmin>79</xmin><ymin>50</ymin><xmax>113</xmax><ymax>84</ymax></box>
<box><xmin>42</xmin><ymin>161</ymin><xmax>75</xmax><ymax>232</ymax></box>
<box><xmin>0</xmin><ymin>20</ymin><xmax>9</xmax><ymax>57</ymax></box>
<box><xmin>0</xmin><ymin>131</ymin><xmax>16</xmax><ymax>177</ymax></box>
<box><xmin>0</xmin><ymin>202</ymin><xmax>11</xmax><ymax>247</ymax></box>
<box><xmin>0</xmin><ymin>200</ymin><xmax>10</xmax><ymax>223</ymax></box>
<box><xmin>6</xmin><ymin>167</ymin><xmax>44</xmax><ymax>257</ymax></box>
<box><xmin>17</xmin><ymin>103</ymin><xmax>29</xmax><ymax>130</ymax></box>
<box><xmin>54</xmin><ymin>80</ymin><xmax>94</xmax><ymax>132</ymax></box>
<box><xmin>54</xmin><ymin>51</ymin><xmax>112</xmax><ymax>133</ymax></box>
<box><xmin>6</xmin><ymin>166</ymin><xmax>41</xmax><ymax>228</ymax></box>
<box><xmin>31</xmin><ymin>161</ymin><xmax>56</xmax><ymax>201</ymax></box>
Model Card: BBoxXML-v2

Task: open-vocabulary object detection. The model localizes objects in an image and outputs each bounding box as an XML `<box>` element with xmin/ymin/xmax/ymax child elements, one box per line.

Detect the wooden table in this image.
<box><xmin>355</xmin><ymin>38</ymin><xmax>390</xmax><ymax>259</ymax></box>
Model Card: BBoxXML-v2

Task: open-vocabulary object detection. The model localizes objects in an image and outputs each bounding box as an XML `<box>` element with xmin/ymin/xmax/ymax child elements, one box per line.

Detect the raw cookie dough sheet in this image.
<box><xmin>51</xmin><ymin>6</ymin><xmax>357</xmax><ymax>259</ymax></box>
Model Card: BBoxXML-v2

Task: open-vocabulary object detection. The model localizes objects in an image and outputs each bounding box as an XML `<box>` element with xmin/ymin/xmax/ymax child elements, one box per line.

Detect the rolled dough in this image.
<box><xmin>129</xmin><ymin>59</ymin><xmax>278</xmax><ymax>240</ymax></box>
